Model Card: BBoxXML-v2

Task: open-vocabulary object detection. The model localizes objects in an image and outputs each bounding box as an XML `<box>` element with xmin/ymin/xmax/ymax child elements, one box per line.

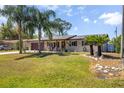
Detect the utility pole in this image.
<box><xmin>121</xmin><ymin>5</ymin><xmax>124</xmax><ymax>65</ymax></box>
<box><xmin>115</xmin><ymin>26</ymin><xmax>118</xmax><ymax>52</ymax></box>
<box><xmin>115</xmin><ymin>26</ymin><xmax>117</xmax><ymax>38</ymax></box>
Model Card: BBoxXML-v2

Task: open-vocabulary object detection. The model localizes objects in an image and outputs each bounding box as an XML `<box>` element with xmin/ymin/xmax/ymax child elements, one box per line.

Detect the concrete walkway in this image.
<box><xmin>0</xmin><ymin>50</ymin><xmax>63</xmax><ymax>55</ymax></box>
<box><xmin>0</xmin><ymin>51</ymin><xmax>19</xmax><ymax>55</ymax></box>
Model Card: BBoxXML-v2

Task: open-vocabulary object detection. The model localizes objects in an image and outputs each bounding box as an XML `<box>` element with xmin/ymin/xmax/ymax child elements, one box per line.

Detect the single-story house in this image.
<box><xmin>23</xmin><ymin>34</ymin><xmax>109</xmax><ymax>52</ymax></box>
<box><xmin>0</xmin><ymin>34</ymin><xmax>113</xmax><ymax>52</ymax></box>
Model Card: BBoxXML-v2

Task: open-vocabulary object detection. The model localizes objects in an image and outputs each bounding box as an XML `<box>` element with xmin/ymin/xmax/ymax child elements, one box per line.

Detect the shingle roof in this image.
<box><xmin>70</xmin><ymin>34</ymin><xmax>108</xmax><ymax>40</ymax></box>
<box><xmin>41</xmin><ymin>35</ymin><xmax>76</xmax><ymax>40</ymax></box>
<box><xmin>0</xmin><ymin>40</ymin><xmax>18</xmax><ymax>43</ymax></box>
<box><xmin>70</xmin><ymin>35</ymin><xmax>86</xmax><ymax>40</ymax></box>
<box><xmin>0</xmin><ymin>34</ymin><xmax>108</xmax><ymax>43</ymax></box>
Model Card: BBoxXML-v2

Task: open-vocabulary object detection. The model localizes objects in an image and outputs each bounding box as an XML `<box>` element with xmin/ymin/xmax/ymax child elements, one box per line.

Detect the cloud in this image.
<box><xmin>74</xmin><ymin>26</ymin><xmax>78</xmax><ymax>31</ymax></box>
<box><xmin>99</xmin><ymin>12</ymin><xmax>122</xmax><ymax>25</ymax></box>
<box><xmin>65</xmin><ymin>8</ymin><xmax>73</xmax><ymax>16</ymax></box>
<box><xmin>66</xmin><ymin>5</ymin><xmax>72</xmax><ymax>8</ymax></box>
<box><xmin>77</xmin><ymin>6</ymin><xmax>85</xmax><ymax>10</ymax></box>
<box><xmin>45</xmin><ymin>5</ymin><xmax>59</xmax><ymax>11</ymax></box>
<box><xmin>58</xmin><ymin>6</ymin><xmax>74</xmax><ymax>17</ymax></box>
<box><xmin>93</xmin><ymin>20</ymin><xmax>97</xmax><ymax>23</ymax></box>
<box><xmin>0</xmin><ymin>5</ymin><xmax>4</xmax><ymax>9</ymax></box>
<box><xmin>81</xmin><ymin>16</ymin><xmax>90</xmax><ymax>23</ymax></box>
<box><xmin>83</xmin><ymin>18</ymin><xmax>90</xmax><ymax>23</ymax></box>
<box><xmin>66</xmin><ymin>9</ymin><xmax>72</xmax><ymax>16</ymax></box>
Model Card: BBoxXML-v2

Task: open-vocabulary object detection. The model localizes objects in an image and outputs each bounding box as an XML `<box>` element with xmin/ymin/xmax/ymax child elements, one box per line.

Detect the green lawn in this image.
<box><xmin>0</xmin><ymin>52</ymin><xmax>124</xmax><ymax>88</ymax></box>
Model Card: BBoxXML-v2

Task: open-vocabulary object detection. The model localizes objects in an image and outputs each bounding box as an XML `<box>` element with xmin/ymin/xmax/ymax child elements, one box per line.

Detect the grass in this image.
<box><xmin>0</xmin><ymin>52</ymin><xmax>124</xmax><ymax>88</ymax></box>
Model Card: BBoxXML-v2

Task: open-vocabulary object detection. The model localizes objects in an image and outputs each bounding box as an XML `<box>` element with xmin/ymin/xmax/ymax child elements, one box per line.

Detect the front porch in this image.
<box><xmin>27</xmin><ymin>40</ymin><xmax>68</xmax><ymax>52</ymax></box>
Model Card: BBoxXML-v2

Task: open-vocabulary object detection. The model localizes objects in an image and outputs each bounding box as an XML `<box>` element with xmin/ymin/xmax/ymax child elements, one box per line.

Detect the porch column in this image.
<box><xmin>59</xmin><ymin>41</ymin><xmax>62</xmax><ymax>51</ymax></box>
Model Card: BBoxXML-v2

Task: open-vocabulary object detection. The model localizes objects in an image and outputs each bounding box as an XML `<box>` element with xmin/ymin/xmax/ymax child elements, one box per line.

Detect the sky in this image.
<box><xmin>0</xmin><ymin>5</ymin><xmax>122</xmax><ymax>39</ymax></box>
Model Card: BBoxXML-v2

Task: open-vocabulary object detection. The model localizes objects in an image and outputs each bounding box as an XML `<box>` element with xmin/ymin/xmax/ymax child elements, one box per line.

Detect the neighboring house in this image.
<box><xmin>0</xmin><ymin>40</ymin><xmax>18</xmax><ymax>50</ymax></box>
<box><xmin>0</xmin><ymin>34</ymin><xmax>110</xmax><ymax>52</ymax></box>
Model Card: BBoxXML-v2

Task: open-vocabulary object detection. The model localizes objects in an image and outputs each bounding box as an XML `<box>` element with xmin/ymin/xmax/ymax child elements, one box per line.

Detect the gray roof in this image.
<box><xmin>0</xmin><ymin>34</ymin><xmax>108</xmax><ymax>43</ymax></box>
<box><xmin>41</xmin><ymin>35</ymin><xmax>76</xmax><ymax>40</ymax></box>
<box><xmin>70</xmin><ymin>35</ymin><xmax>86</xmax><ymax>40</ymax></box>
<box><xmin>70</xmin><ymin>34</ymin><xmax>108</xmax><ymax>40</ymax></box>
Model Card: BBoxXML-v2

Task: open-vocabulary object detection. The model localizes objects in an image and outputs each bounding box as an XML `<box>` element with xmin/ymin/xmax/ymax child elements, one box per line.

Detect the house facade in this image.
<box><xmin>23</xmin><ymin>35</ymin><xmax>109</xmax><ymax>52</ymax></box>
<box><xmin>0</xmin><ymin>34</ymin><xmax>111</xmax><ymax>52</ymax></box>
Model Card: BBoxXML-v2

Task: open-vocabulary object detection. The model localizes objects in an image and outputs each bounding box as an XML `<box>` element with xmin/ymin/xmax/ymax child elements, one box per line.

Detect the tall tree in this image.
<box><xmin>0</xmin><ymin>5</ymin><xmax>29</xmax><ymax>54</ymax></box>
<box><xmin>22</xmin><ymin>6</ymin><xmax>37</xmax><ymax>39</ymax></box>
<box><xmin>31</xmin><ymin>7</ymin><xmax>58</xmax><ymax>53</ymax></box>
<box><xmin>0</xmin><ymin>23</ymin><xmax>18</xmax><ymax>40</ymax></box>
<box><xmin>0</xmin><ymin>5</ymin><xmax>37</xmax><ymax>53</ymax></box>
<box><xmin>53</xmin><ymin>18</ymin><xmax>72</xmax><ymax>36</ymax></box>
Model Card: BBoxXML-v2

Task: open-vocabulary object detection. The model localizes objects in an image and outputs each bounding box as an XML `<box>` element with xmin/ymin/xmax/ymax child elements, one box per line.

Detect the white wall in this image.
<box><xmin>66</xmin><ymin>40</ymin><xmax>91</xmax><ymax>52</ymax></box>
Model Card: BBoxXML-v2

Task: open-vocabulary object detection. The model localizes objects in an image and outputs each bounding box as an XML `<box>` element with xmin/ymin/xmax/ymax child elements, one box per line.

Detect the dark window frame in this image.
<box><xmin>71</xmin><ymin>41</ymin><xmax>77</xmax><ymax>46</ymax></box>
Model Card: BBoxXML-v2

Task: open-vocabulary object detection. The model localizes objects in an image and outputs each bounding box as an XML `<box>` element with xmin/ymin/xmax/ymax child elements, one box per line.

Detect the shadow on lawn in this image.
<box><xmin>15</xmin><ymin>52</ymin><xmax>70</xmax><ymax>60</ymax></box>
<box><xmin>103</xmin><ymin>54</ymin><xmax>120</xmax><ymax>59</ymax></box>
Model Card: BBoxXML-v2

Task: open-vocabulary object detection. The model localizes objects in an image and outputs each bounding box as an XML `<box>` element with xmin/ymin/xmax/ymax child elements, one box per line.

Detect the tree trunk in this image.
<box><xmin>97</xmin><ymin>45</ymin><xmax>102</xmax><ymax>57</ymax></box>
<box><xmin>18</xmin><ymin>22</ymin><xmax>23</xmax><ymax>54</ymax></box>
<box><xmin>38</xmin><ymin>27</ymin><xmax>42</xmax><ymax>53</ymax></box>
<box><xmin>90</xmin><ymin>45</ymin><xmax>94</xmax><ymax>56</ymax></box>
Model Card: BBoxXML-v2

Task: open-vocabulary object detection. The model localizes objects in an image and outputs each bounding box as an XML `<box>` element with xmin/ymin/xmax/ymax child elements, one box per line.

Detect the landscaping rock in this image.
<box><xmin>94</xmin><ymin>57</ymin><xmax>98</xmax><ymax>61</ymax></box>
<box><xmin>102</xmin><ymin>70</ymin><xmax>109</xmax><ymax>74</ymax></box>
<box><xmin>99</xmin><ymin>55</ymin><xmax>104</xmax><ymax>60</ymax></box>
<box><xmin>95</xmin><ymin>64</ymin><xmax>100</xmax><ymax>67</ymax></box>
<box><xmin>111</xmin><ymin>67</ymin><xmax>116</xmax><ymax>70</ymax></box>
<box><xmin>93</xmin><ymin>64</ymin><xmax>123</xmax><ymax>79</ymax></box>
<box><xmin>104</xmin><ymin>66</ymin><xmax>109</xmax><ymax>69</ymax></box>
<box><xmin>96</xmin><ymin>67</ymin><xmax>103</xmax><ymax>71</ymax></box>
<box><xmin>108</xmin><ymin>73</ymin><xmax>114</xmax><ymax>76</ymax></box>
<box><xmin>97</xmin><ymin>65</ymin><xmax>103</xmax><ymax>68</ymax></box>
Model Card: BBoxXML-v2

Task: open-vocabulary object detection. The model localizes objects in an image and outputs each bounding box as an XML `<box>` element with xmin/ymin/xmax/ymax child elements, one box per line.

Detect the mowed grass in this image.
<box><xmin>0</xmin><ymin>52</ymin><xmax>124</xmax><ymax>88</ymax></box>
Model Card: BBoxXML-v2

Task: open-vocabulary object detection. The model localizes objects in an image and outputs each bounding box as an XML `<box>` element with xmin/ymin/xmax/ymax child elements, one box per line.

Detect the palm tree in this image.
<box><xmin>53</xmin><ymin>18</ymin><xmax>72</xmax><ymax>36</ymax></box>
<box><xmin>0</xmin><ymin>5</ymin><xmax>38</xmax><ymax>53</ymax></box>
<box><xmin>22</xmin><ymin>6</ymin><xmax>37</xmax><ymax>39</ymax></box>
<box><xmin>31</xmin><ymin>7</ymin><xmax>57</xmax><ymax>53</ymax></box>
<box><xmin>0</xmin><ymin>5</ymin><xmax>29</xmax><ymax>54</ymax></box>
<box><xmin>0</xmin><ymin>5</ymin><xmax>72</xmax><ymax>54</ymax></box>
<box><xmin>94</xmin><ymin>34</ymin><xmax>109</xmax><ymax>57</ymax></box>
<box><xmin>0</xmin><ymin>23</ymin><xmax>18</xmax><ymax>40</ymax></box>
<box><xmin>85</xmin><ymin>35</ymin><xmax>96</xmax><ymax>56</ymax></box>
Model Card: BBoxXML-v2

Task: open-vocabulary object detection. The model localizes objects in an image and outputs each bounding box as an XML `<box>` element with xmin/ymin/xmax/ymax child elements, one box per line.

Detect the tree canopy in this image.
<box><xmin>0</xmin><ymin>5</ymin><xmax>72</xmax><ymax>53</ymax></box>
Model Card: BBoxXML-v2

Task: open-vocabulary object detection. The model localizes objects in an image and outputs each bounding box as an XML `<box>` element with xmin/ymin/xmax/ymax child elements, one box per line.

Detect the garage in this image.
<box><xmin>31</xmin><ymin>42</ymin><xmax>44</xmax><ymax>50</ymax></box>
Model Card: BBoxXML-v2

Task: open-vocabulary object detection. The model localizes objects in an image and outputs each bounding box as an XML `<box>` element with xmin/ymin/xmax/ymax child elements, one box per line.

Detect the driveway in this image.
<box><xmin>0</xmin><ymin>51</ymin><xmax>19</xmax><ymax>55</ymax></box>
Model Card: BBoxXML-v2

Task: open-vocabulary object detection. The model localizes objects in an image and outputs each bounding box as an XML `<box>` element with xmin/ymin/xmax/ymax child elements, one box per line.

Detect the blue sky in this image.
<box><xmin>0</xmin><ymin>5</ymin><xmax>122</xmax><ymax>39</ymax></box>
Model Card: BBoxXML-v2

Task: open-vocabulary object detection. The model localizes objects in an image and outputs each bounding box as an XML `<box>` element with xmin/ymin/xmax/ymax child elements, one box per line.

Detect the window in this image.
<box><xmin>71</xmin><ymin>41</ymin><xmax>77</xmax><ymax>46</ymax></box>
<box><xmin>82</xmin><ymin>41</ymin><xmax>84</xmax><ymax>46</ymax></box>
<box><xmin>69</xmin><ymin>41</ymin><xmax>71</xmax><ymax>46</ymax></box>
